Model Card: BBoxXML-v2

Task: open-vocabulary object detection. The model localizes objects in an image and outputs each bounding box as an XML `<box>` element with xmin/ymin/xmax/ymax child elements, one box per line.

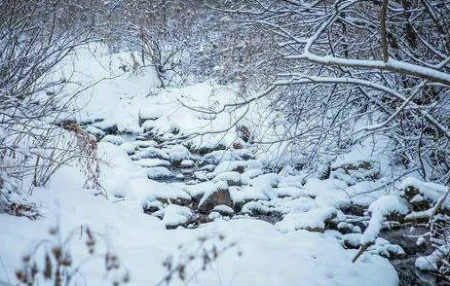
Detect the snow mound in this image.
<box><xmin>276</xmin><ymin>207</ymin><xmax>337</xmax><ymax>233</ymax></box>
<box><xmin>162</xmin><ymin>204</ymin><xmax>192</xmax><ymax>228</ymax></box>
<box><xmin>304</xmin><ymin>178</ymin><xmax>350</xmax><ymax>209</ymax></box>
<box><xmin>361</xmin><ymin>195</ymin><xmax>409</xmax><ymax>245</ymax></box>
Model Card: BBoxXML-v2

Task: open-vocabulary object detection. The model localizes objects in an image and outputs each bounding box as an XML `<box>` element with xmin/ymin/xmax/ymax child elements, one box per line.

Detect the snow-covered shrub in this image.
<box><xmin>0</xmin><ymin>0</ymin><xmax>96</xmax><ymax>213</ymax></box>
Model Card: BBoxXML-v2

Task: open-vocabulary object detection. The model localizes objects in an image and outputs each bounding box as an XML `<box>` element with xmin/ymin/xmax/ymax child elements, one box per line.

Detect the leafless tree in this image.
<box><xmin>206</xmin><ymin>0</ymin><xmax>450</xmax><ymax>183</ymax></box>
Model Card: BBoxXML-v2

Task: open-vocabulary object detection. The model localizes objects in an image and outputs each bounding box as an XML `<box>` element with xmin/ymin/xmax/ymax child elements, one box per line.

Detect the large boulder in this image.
<box><xmin>198</xmin><ymin>185</ymin><xmax>233</xmax><ymax>213</ymax></box>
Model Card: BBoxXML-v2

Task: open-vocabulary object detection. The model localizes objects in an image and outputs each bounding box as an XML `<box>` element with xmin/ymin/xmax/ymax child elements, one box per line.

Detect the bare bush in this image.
<box><xmin>0</xmin><ymin>0</ymin><xmax>96</xmax><ymax>213</ymax></box>
<box><xmin>157</xmin><ymin>233</ymin><xmax>239</xmax><ymax>286</ymax></box>
<box><xmin>95</xmin><ymin>0</ymin><xmax>200</xmax><ymax>87</ymax></box>
<box><xmin>0</xmin><ymin>227</ymin><xmax>238</xmax><ymax>286</ymax></box>
<box><xmin>0</xmin><ymin>225</ymin><xmax>129</xmax><ymax>286</ymax></box>
<box><xmin>92</xmin><ymin>1</ymin><xmax>275</xmax><ymax>88</ymax></box>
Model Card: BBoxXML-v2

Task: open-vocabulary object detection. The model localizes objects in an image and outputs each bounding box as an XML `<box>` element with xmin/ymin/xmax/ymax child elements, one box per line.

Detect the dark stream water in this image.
<box><xmin>381</xmin><ymin>228</ymin><xmax>448</xmax><ymax>286</ymax></box>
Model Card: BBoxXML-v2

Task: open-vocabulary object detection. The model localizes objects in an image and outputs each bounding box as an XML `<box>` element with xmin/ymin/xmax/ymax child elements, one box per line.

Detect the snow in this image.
<box><xmin>415</xmin><ymin>256</ymin><xmax>437</xmax><ymax>272</ymax></box>
<box><xmin>0</xmin><ymin>166</ymin><xmax>399</xmax><ymax>286</ymax></box>
<box><xmin>213</xmin><ymin>204</ymin><xmax>234</xmax><ymax>215</ymax></box>
<box><xmin>343</xmin><ymin>233</ymin><xmax>363</xmax><ymax>248</ymax></box>
<box><xmin>214</xmin><ymin>160</ymin><xmax>247</xmax><ymax>174</ymax></box>
<box><xmin>214</xmin><ymin>171</ymin><xmax>242</xmax><ymax>185</ymax></box>
<box><xmin>101</xmin><ymin>134</ymin><xmax>124</xmax><ymax>145</ymax></box>
<box><xmin>97</xmin><ymin>142</ymin><xmax>147</xmax><ymax>199</ymax></box>
<box><xmin>400</xmin><ymin>177</ymin><xmax>450</xmax><ymax>208</ymax></box>
<box><xmin>415</xmin><ymin>246</ymin><xmax>449</xmax><ymax>271</ymax></box>
<box><xmin>368</xmin><ymin>195</ymin><xmax>409</xmax><ymax>217</ymax></box>
<box><xmin>208</xmin><ymin>211</ymin><xmax>222</xmax><ymax>220</ymax></box>
<box><xmin>134</xmin><ymin>140</ymin><xmax>158</xmax><ymax>148</ymax></box>
<box><xmin>139</xmin><ymin>109</ymin><xmax>163</xmax><ymax>121</ymax></box>
<box><xmin>279</xmin><ymin>197</ymin><xmax>316</xmax><ymax>213</ymax></box>
<box><xmin>136</xmin><ymin>158</ymin><xmax>171</xmax><ymax>168</ymax></box>
<box><xmin>347</xmin><ymin>180</ymin><xmax>386</xmax><ymax>207</ymax></box>
<box><xmin>202</xmin><ymin>149</ymin><xmax>253</xmax><ymax>165</ymax></box>
<box><xmin>162</xmin><ymin>204</ymin><xmax>192</xmax><ymax>228</ymax></box>
<box><xmin>297</xmin><ymin>51</ymin><xmax>450</xmax><ymax>87</ymax></box>
<box><xmin>185</xmin><ymin>180</ymin><xmax>228</xmax><ymax>200</ymax></box>
<box><xmin>361</xmin><ymin>195</ymin><xmax>409</xmax><ymax>245</ymax></box>
<box><xmin>230</xmin><ymin>186</ymin><xmax>270</xmax><ymax>204</ymax></box>
<box><xmin>59</xmin><ymin>47</ymin><xmax>260</xmax><ymax>155</ymax></box>
<box><xmin>165</xmin><ymin>145</ymin><xmax>191</xmax><ymax>162</ymax></box>
<box><xmin>241</xmin><ymin>200</ymin><xmax>274</xmax><ymax>215</ymax></box>
<box><xmin>369</xmin><ymin>238</ymin><xmax>405</xmax><ymax>258</ymax></box>
<box><xmin>276</xmin><ymin>207</ymin><xmax>337</xmax><ymax>233</ymax></box>
<box><xmin>147</xmin><ymin>167</ymin><xmax>175</xmax><ymax>180</ymax></box>
<box><xmin>142</xmin><ymin>118</ymin><xmax>181</xmax><ymax>136</ymax></box>
<box><xmin>85</xmin><ymin>125</ymin><xmax>106</xmax><ymax>137</ymax></box>
<box><xmin>242</xmin><ymin>168</ymin><xmax>264</xmax><ymax>180</ymax></box>
<box><xmin>250</xmin><ymin>173</ymin><xmax>280</xmax><ymax>188</ymax></box>
<box><xmin>274</xmin><ymin>186</ymin><xmax>303</xmax><ymax>198</ymax></box>
<box><xmin>278</xmin><ymin>174</ymin><xmax>307</xmax><ymax>188</ymax></box>
<box><xmin>0</xmin><ymin>44</ymin><xmax>402</xmax><ymax>286</ymax></box>
<box><xmin>303</xmin><ymin>178</ymin><xmax>350</xmax><ymax>209</ymax></box>
<box><xmin>180</xmin><ymin>159</ymin><xmax>195</xmax><ymax>168</ymax></box>
<box><xmin>130</xmin><ymin>147</ymin><xmax>170</xmax><ymax>161</ymax></box>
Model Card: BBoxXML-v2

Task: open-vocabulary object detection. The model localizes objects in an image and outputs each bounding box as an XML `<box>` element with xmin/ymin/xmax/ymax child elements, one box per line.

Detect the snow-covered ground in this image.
<box><xmin>2</xmin><ymin>45</ymin><xmax>437</xmax><ymax>286</ymax></box>
<box><xmin>0</xmin><ymin>165</ymin><xmax>398</xmax><ymax>286</ymax></box>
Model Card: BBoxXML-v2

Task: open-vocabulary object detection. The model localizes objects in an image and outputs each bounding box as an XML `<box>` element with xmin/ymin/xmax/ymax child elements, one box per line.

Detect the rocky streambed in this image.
<box><xmin>73</xmin><ymin>114</ymin><xmax>450</xmax><ymax>286</ymax></box>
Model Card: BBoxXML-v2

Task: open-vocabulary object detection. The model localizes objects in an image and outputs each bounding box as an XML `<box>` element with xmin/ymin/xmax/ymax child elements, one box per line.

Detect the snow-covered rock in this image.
<box><xmin>230</xmin><ymin>186</ymin><xmax>270</xmax><ymax>208</ymax></box>
<box><xmin>147</xmin><ymin>167</ymin><xmax>176</xmax><ymax>180</ymax></box>
<box><xmin>136</xmin><ymin>158</ymin><xmax>171</xmax><ymax>168</ymax></box>
<box><xmin>276</xmin><ymin>207</ymin><xmax>337</xmax><ymax>233</ymax></box>
<box><xmin>361</xmin><ymin>195</ymin><xmax>409</xmax><ymax>245</ymax></box>
<box><xmin>165</xmin><ymin>144</ymin><xmax>191</xmax><ymax>163</ymax></box>
<box><xmin>213</xmin><ymin>204</ymin><xmax>234</xmax><ymax>216</ymax></box>
<box><xmin>101</xmin><ymin>134</ymin><xmax>124</xmax><ymax>145</ymax></box>
<box><xmin>400</xmin><ymin>177</ymin><xmax>450</xmax><ymax>209</ymax></box>
<box><xmin>214</xmin><ymin>171</ymin><xmax>242</xmax><ymax>186</ymax></box>
<box><xmin>162</xmin><ymin>204</ymin><xmax>193</xmax><ymax>229</ymax></box>
<box><xmin>131</xmin><ymin>147</ymin><xmax>170</xmax><ymax>161</ymax></box>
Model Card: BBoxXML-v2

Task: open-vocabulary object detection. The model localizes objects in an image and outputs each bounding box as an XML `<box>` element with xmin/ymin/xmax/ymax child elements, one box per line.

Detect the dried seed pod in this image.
<box><xmin>16</xmin><ymin>270</ymin><xmax>25</xmax><ymax>282</ymax></box>
<box><xmin>122</xmin><ymin>271</ymin><xmax>130</xmax><ymax>284</ymax></box>
<box><xmin>49</xmin><ymin>227</ymin><xmax>58</xmax><ymax>236</ymax></box>
<box><xmin>52</xmin><ymin>247</ymin><xmax>62</xmax><ymax>261</ymax></box>
<box><xmin>44</xmin><ymin>254</ymin><xmax>53</xmax><ymax>279</ymax></box>
<box><xmin>31</xmin><ymin>262</ymin><xmax>38</xmax><ymax>279</ymax></box>
<box><xmin>212</xmin><ymin>246</ymin><xmax>218</xmax><ymax>259</ymax></box>
<box><xmin>55</xmin><ymin>268</ymin><xmax>62</xmax><ymax>286</ymax></box>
